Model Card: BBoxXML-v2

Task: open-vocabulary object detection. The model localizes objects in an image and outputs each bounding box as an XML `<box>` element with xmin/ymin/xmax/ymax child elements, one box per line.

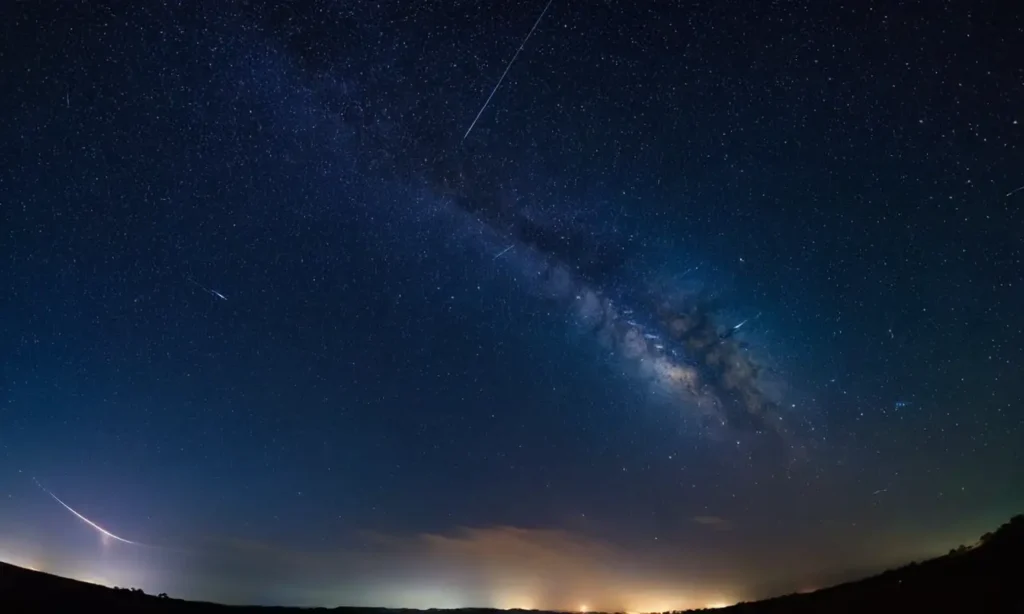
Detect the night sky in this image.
<box><xmin>2</xmin><ymin>0</ymin><xmax>1022</xmax><ymax>610</ymax></box>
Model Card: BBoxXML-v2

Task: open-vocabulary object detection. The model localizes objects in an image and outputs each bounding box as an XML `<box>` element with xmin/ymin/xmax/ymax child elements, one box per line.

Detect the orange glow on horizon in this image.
<box><xmin>705</xmin><ymin>600</ymin><xmax>735</xmax><ymax>609</ymax></box>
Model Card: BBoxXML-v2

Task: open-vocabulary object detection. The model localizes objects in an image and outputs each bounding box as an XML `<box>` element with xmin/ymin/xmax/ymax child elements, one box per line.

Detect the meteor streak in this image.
<box><xmin>35</xmin><ymin>479</ymin><xmax>141</xmax><ymax>546</ymax></box>
<box><xmin>462</xmin><ymin>0</ymin><xmax>555</xmax><ymax>141</ymax></box>
<box><xmin>188</xmin><ymin>276</ymin><xmax>228</xmax><ymax>301</ymax></box>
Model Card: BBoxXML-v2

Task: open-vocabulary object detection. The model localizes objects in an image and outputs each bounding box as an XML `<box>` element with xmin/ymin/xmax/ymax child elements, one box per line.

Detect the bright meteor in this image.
<box><xmin>35</xmin><ymin>479</ymin><xmax>142</xmax><ymax>546</ymax></box>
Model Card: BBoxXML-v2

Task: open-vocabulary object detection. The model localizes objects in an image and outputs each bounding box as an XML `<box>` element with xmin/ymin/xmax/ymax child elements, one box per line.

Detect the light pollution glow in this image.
<box><xmin>3</xmin><ymin>526</ymin><xmax>740</xmax><ymax>611</ymax></box>
<box><xmin>4</xmin><ymin>521</ymin><xmax>982</xmax><ymax>611</ymax></box>
<box><xmin>0</xmin><ymin>547</ymin><xmax>737</xmax><ymax>613</ymax></box>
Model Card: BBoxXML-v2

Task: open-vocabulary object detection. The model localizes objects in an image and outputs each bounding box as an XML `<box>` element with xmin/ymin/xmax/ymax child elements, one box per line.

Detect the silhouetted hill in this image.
<box><xmin>714</xmin><ymin>513</ymin><xmax>1024</xmax><ymax>614</ymax></box>
<box><xmin>2</xmin><ymin>514</ymin><xmax>1022</xmax><ymax>613</ymax></box>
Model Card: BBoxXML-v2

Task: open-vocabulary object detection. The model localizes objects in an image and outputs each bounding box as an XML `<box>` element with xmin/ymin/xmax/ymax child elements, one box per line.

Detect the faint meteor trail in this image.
<box><xmin>462</xmin><ymin>0</ymin><xmax>555</xmax><ymax>141</ymax></box>
<box><xmin>494</xmin><ymin>244</ymin><xmax>514</xmax><ymax>259</ymax></box>
<box><xmin>34</xmin><ymin>478</ymin><xmax>142</xmax><ymax>546</ymax></box>
<box><xmin>188</xmin><ymin>276</ymin><xmax>228</xmax><ymax>301</ymax></box>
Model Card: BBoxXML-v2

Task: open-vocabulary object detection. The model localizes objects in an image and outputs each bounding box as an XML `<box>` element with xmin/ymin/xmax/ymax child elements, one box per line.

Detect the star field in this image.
<box><xmin>1</xmin><ymin>0</ymin><xmax>1022</xmax><ymax>610</ymax></box>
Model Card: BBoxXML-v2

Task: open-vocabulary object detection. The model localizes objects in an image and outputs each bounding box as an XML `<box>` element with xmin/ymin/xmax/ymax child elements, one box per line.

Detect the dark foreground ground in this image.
<box><xmin>2</xmin><ymin>515</ymin><xmax>1022</xmax><ymax>614</ymax></box>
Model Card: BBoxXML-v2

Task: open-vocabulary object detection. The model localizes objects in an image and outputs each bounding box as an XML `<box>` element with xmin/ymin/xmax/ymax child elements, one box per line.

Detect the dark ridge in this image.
<box><xmin>1</xmin><ymin>514</ymin><xmax>1022</xmax><ymax>613</ymax></box>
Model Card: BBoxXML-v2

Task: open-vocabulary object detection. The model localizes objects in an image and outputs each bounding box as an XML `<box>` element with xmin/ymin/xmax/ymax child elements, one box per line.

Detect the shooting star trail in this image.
<box><xmin>462</xmin><ymin>0</ymin><xmax>555</xmax><ymax>141</ymax></box>
<box><xmin>493</xmin><ymin>244</ymin><xmax>514</xmax><ymax>259</ymax></box>
<box><xmin>188</xmin><ymin>276</ymin><xmax>228</xmax><ymax>301</ymax></box>
<box><xmin>35</xmin><ymin>478</ymin><xmax>141</xmax><ymax>546</ymax></box>
<box><xmin>733</xmin><ymin>312</ymin><xmax>761</xmax><ymax>332</ymax></box>
<box><xmin>1006</xmin><ymin>185</ymin><xmax>1024</xmax><ymax>198</ymax></box>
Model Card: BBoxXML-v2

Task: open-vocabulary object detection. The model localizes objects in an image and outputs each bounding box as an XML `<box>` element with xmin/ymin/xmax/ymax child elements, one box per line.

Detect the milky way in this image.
<box><xmin>514</xmin><ymin>241</ymin><xmax>789</xmax><ymax>443</ymax></box>
<box><xmin>408</xmin><ymin>146</ymin><xmax>793</xmax><ymax>446</ymax></box>
<box><xmin>410</xmin><ymin>112</ymin><xmax>794</xmax><ymax>447</ymax></box>
<box><xmin>265</xmin><ymin>30</ymin><xmax>797</xmax><ymax>448</ymax></box>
